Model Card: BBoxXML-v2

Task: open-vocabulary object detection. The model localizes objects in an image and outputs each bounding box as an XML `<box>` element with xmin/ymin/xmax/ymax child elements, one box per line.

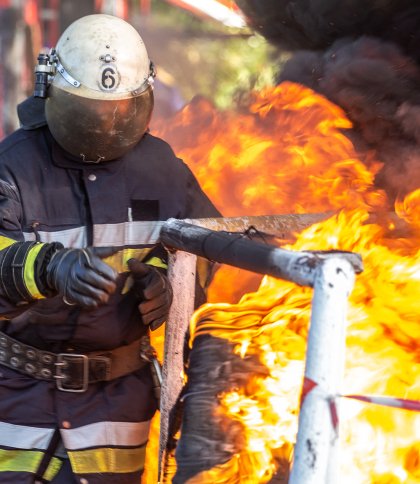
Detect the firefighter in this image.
<box><xmin>0</xmin><ymin>14</ymin><xmax>220</xmax><ymax>483</ymax></box>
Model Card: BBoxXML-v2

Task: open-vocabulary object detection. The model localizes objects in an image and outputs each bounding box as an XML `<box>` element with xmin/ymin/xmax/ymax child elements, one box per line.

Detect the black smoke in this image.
<box><xmin>235</xmin><ymin>0</ymin><xmax>420</xmax><ymax>200</ymax></box>
<box><xmin>235</xmin><ymin>0</ymin><xmax>420</xmax><ymax>61</ymax></box>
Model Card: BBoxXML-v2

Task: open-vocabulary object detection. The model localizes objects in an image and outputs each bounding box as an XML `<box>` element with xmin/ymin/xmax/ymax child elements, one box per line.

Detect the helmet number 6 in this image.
<box><xmin>101</xmin><ymin>66</ymin><xmax>118</xmax><ymax>90</ymax></box>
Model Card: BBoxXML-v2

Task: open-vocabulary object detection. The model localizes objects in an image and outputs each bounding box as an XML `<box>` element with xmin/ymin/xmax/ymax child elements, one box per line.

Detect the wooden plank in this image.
<box><xmin>159</xmin><ymin>250</ymin><xmax>197</xmax><ymax>482</ymax></box>
<box><xmin>184</xmin><ymin>213</ymin><xmax>332</xmax><ymax>239</ymax></box>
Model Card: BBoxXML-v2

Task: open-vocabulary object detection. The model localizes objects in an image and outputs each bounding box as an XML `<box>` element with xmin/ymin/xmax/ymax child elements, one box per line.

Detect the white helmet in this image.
<box><xmin>41</xmin><ymin>14</ymin><xmax>155</xmax><ymax>162</ymax></box>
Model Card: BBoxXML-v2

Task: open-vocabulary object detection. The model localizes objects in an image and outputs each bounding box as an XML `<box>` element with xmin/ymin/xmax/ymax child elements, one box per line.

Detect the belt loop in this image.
<box><xmin>33</xmin><ymin>428</ymin><xmax>62</xmax><ymax>483</ymax></box>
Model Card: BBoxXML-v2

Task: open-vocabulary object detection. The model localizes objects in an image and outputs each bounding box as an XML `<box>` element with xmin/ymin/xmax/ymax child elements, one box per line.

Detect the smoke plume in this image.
<box><xmin>235</xmin><ymin>0</ymin><xmax>420</xmax><ymax>200</ymax></box>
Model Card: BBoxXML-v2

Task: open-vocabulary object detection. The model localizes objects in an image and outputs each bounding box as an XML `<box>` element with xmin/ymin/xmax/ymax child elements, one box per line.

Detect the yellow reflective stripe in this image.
<box><xmin>68</xmin><ymin>446</ymin><xmax>146</xmax><ymax>474</ymax></box>
<box><xmin>23</xmin><ymin>243</ymin><xmax>47</xmax><ymax>299</ymax></box>
<box><xmin>0</xmin><ymin>448</ymin><xmax>62</xmax><ymax>480</ymax></box>
<box><xmin>43</xmin><ymin>457</ymin><xmax>62</xmax><ymax>482</ymax></box>
<box><xmin>0</xmin><ymin>448</ymin><xmax>42</xmax><ymax>473</ymax></box>
<box><xmin>145</xmin><ymin>256</ymin><xmax>168</xmax><ymax>270</ymax></box>
<box><xmin>0</xmin><ymin>237</ymin><xmax>17</xmax><ymax>251</ymax></box>
<box><xmin>111</xmin><ymin>251</ymin><xmax>167</xmax><ymax>294</ymax></box>
<box><xmin>104</xmin><ymin>248</ymin><xmax>153</xmax><ymax>273</ymax></box>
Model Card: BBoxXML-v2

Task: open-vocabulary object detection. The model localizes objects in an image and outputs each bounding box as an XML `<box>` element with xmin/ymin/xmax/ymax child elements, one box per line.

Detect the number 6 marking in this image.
<box><xmin>100</xmin><ymin>66</ymin><xmax>119</xmax><ymax>91</ymax></box>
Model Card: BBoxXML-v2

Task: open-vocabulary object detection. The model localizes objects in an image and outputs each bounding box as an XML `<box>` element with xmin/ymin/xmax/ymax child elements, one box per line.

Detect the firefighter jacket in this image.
<box><xmin>0</xmin><ymin>102</ymin><xmax>221</xmax><ymax>482</ymax></box>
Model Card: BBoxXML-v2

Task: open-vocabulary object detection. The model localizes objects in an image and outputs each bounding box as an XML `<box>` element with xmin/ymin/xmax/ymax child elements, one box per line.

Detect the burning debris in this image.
<box><xmin>159</xmin><ymin>212</ymin><xmax>419</xmax><ymax>483</ymax></box>
<box><xmin>159</xmin><ymin>220</ymin><xmax>363</xmax><ymax>484</ymax></box>
<box><xmin>152</xmin><ymin>81</ymin><xmax>419</xmax><ymax>482</ymax></box>
<box><xmin>173</xmin><ymin>334</ymin><xmax>270</xmax><ymax>483</ymax></box>
<box><xmin>149</xmin><ymin>1</ymin><xmax>420</xmax><ymax>482</ymax></box>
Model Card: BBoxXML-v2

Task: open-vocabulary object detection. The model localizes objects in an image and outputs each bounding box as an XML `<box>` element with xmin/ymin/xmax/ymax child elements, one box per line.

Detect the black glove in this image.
<box><xmin>46</xmin><ymin>247</ymin><xmax>118</xmax><ymax>308</ymax></box>
<box><xmin>128</xmin><ymin>258</ymin><xmax>173</xmax><ymax>331</ymax></box>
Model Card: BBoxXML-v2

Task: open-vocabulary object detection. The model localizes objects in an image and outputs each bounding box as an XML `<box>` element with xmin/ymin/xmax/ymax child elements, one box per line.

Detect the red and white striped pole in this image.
<box><xmin>289</xmin><ymin>257</ymin><xmax>356</xmax><ymax>484</ymax></box>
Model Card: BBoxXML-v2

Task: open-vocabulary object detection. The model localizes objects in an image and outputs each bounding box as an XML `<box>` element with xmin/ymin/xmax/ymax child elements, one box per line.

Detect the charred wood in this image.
<box><xmin>173</xmin><ymin>334</ymin><xmax>270</xmax><ymax>483</ymax></box>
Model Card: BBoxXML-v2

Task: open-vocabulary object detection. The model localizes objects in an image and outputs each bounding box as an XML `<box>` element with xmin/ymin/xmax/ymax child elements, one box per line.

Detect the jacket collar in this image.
<box><xmin>51</xmin><ymin>137</ymin><xmax>124</xmax><ymax>173</ymax></box>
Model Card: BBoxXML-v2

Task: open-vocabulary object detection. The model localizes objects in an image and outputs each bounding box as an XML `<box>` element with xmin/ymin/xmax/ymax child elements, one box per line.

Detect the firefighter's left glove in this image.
<box><xmin>45</xmin><ymin>247</ymin><xmax>118</xmax><ymax>308</ymax></box>
<box><xmin>127</xmin><ymin>258</ymin><xmax>173</xmax><ymax>331</ymax></box>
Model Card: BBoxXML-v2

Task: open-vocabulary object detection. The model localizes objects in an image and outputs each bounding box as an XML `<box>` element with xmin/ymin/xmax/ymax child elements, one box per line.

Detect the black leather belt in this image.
<box><xmin>0</xmin><ymin>331</ymin><xmax>154</xmax><ymax>392</ymax></box>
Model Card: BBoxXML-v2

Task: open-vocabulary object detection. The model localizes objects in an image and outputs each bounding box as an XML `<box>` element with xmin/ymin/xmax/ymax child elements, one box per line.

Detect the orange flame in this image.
<box><xmin>143</xmin><ymin>82</ymin><xmax>420</xmax><ymax>483</ymax></box>
<box><xmin>187</xmin><ymin>207</ymin><xmax>419</xmax><ymax>483</ymax></box>
<box><xmin>156</xmin><ymin>82</ymin><xmax>388</xmax><ymax>217</ymax></box>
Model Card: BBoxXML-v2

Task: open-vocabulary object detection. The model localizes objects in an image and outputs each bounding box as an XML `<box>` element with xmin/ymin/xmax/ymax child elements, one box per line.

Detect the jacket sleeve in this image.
<box><xmin>0</xmin><ymin>179</ymin><xmax>57</xmax><ymax>317</ymax></box>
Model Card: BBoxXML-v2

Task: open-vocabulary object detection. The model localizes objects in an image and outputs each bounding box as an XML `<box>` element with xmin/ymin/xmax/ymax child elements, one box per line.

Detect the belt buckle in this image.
<box><xmin>55</xmin><ymin>353</ymin><xmax>89</xmax><ymax>392</ymax></box>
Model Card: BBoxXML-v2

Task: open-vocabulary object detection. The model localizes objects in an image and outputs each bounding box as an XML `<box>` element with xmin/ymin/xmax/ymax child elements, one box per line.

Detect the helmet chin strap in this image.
<box><xmin>56</xmin><ymin>59</ymin><xmax>81</xmax><ymax>89</ymax></box>
<box><xmin>80</xmin><ymin>153</ymin><xmax>106</xmax><ymax>164</ymax></box>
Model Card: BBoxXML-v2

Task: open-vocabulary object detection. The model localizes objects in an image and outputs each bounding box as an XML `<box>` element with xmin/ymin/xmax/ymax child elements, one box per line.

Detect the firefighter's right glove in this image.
<box><xmin>127</xmin><ymin>259</ymin><xmax>173</xmax><ymax>331</ymax></box>
<box><xmin>45</xmin><ymin>247</ymin><xmax>118</xmax><ymax>308</ymax></box>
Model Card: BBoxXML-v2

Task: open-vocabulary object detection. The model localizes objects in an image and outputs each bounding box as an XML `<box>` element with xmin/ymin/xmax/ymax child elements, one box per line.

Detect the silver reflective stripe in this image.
<box><xmin>0</xmin><ymin>421</ymin><xmax>55</xmax><ymax>450</ymax></box>
<box><xmin>23</xmin><ymin>221</ymin><xmax>163</xmax><ymax>248</ymax></box>
<box><xmin>61</xmin><ymin>420</ymin><xmax>150</xmax><ymax>450</ymax></box>
<box><xmin>93</xmin><ymin>221</ymin><xmax>163</xmax><ymax>247</ymax></box>
<box><xmin>24</xmin><ymin>226</ymin><xmax>87</xmax><ymax>248</ymax></box>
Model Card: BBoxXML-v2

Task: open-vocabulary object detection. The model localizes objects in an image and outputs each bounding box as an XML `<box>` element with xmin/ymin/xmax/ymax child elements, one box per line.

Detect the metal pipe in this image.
<box><xmin>289</xmin><ymin>257</ymin><xmax>356</xmax><ymax>484</ymax></box>
<box><xmin>160</xmin><ymin>218</ymin><xmax>362</xmax><ymax>287</ymax></box>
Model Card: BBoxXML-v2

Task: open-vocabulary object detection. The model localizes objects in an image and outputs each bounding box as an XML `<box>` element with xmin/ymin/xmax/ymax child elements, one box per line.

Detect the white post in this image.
<box><xmin>289</xmin><ymin>257</ymin><xmax>355</xmax><ymax>484</ymax></box>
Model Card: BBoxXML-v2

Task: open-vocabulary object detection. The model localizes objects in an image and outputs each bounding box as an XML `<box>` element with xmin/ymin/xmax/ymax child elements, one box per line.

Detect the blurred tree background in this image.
<box><xmin>0</xmin><ymin>0</ymin><xmax>287</xmax><ymax>137</ymax></box>
<box><xmin>138</xmin><ymin>1</ymin><xmax>283</xmax><ymax>110</ymax></box>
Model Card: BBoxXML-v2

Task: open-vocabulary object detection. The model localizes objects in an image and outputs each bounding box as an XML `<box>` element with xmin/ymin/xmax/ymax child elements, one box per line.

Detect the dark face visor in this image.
<box><xmin>45</xmin><ymin>85</ymin><xmax>154</xmax><ymax>163</ymax></box>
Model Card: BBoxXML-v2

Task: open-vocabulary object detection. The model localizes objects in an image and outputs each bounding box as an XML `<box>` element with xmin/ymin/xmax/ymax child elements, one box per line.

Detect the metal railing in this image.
<box><xmin>157</xmin><ymin>216</ymin><xmax>362</xmax><ymax>483</ymax></box>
